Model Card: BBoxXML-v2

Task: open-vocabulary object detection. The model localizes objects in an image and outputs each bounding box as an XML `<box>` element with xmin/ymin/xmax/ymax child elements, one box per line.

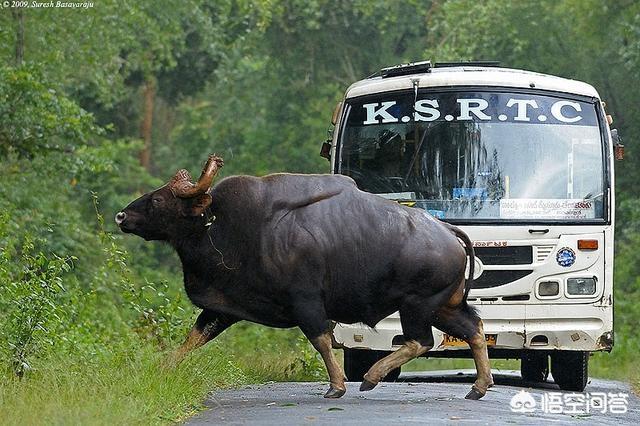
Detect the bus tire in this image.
<box><xmin>550</xmin><ymin>350</ymin><xmax>589</xmax><ymax>391</ymax></box>
<box><xmin>521</xmin><ymin>350</ymin><xmax>549</xmax><ymax>383</ymax></box>
<box><xmin>343</xmin><ymin>348</ymin><xmax>401</xmax><ymax>382</ymax></box>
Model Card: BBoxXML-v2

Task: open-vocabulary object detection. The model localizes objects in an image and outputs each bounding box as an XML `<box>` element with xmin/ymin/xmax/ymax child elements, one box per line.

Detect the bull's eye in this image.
<box><xmin>152</xmin><ymin>196</ymin><xmax>164</xmax><ymax>207</ymax></box>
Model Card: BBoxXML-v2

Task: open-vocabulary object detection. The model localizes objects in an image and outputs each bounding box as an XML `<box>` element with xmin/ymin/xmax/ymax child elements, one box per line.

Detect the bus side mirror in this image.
<box><xmin>320</xmin><ymin>141</ymin><xmax>331</xmax><ymax>160</ymax></box>
<box><xmin>611</xmin><ymin>129</ymin><xmax>624</xmax><ymax>160</ymax></box>
<box><xmin>320</xmin><ymin>101</ymin><xmax>342</xmax><ymax>161</ymax></box>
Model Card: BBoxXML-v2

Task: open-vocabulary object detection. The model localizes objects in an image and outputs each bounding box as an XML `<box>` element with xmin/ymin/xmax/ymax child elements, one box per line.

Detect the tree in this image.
<box><xmin>0</xmin><ymin>1</ymin><xmax>234</xmax><ymax>171</ymax></box>
<box><xmin>164</xmin><ymin>0</ymin><xmax>439</xmax><ymax>176</ymax></box>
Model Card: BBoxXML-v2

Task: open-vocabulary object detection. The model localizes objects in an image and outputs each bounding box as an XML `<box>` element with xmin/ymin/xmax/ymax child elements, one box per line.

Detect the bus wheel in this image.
<box><xmin>521</xmin><ymin>351</ymin><xmax>549</xmax><ymax>383</ymax></box>
<box><xmin>550</xmin><ymin>351</ymin><xmax>589</xmax><ymax>391</ymax></box>
<box><xmin>343</xmin><ymin>348</ymin><xmax>401</xmax><ymax>382</ymax></box>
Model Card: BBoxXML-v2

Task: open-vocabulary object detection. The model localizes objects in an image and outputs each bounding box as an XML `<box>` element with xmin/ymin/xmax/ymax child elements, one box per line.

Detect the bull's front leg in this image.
<box><xmin>309</xmin><ymin>330</ymin><xmax>347</xmax><ymax>398</ymax></box>
<box><xmin>294</xmin><ymin>301</ymin><xmax>347</xmax><ymax>398</ymax></box>
<box><xmin>166</xmin><ymin>310</ymin><xmax>237</xmax><ymax>367</ymax></box>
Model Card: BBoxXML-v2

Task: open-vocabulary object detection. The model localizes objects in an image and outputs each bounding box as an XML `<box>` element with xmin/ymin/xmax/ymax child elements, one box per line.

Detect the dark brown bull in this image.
<box><xmin>116</xmin><ymin>155</ymin><xmax>493</xmax><ymax>399</ymax></box>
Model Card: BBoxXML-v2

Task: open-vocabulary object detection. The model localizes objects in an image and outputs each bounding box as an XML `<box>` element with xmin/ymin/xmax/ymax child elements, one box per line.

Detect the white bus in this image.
<box><xmin>321</xmin><ymin>61</ymin><xmax>624</xmax><ymax>391</ymax></box>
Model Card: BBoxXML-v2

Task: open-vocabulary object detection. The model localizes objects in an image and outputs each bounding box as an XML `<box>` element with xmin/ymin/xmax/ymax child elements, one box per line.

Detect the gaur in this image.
<box><xmin>116</xmin><ymin>155</ymin><xmax>493</xmax><ymax>399</ymax></box>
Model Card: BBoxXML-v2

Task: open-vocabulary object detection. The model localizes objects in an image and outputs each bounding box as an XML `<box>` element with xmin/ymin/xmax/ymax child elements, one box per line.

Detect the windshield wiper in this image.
<box><xmin>583</xmin><ymin>192</ymin><xmax>603</xmax><ymax>200</ymax></box>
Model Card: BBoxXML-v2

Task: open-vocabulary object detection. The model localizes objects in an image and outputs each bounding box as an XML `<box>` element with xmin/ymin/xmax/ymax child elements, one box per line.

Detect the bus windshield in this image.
<box><xmin>338</xmin><ymin>91</ymin><xmax>605</xmax><ymax>222</ymax></box>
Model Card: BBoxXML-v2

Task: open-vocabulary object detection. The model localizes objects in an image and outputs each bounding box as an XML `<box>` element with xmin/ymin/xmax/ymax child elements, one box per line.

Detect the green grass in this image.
<box><xmin>0</xmin><ymin>324</ymin><xmax>324</xmax><ymax>425</ymax></box>
<box><xmin>591</xmin><ymin>343</ymin><xmax>640</xmax><ymax>395</ymax></box>
<box><xmin>0</xmin><ymin>343</ymin><xmax>245</xmax><ymax>425</ymax></box>
<box><xmin>216</xmin><ymin>323</ymin><xmax>327</xmax><ymax>382</ymax></box>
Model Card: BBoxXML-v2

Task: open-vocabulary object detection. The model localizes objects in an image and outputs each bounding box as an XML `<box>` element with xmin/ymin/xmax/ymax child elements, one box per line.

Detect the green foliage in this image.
<box><xmin>218</xmin><ymin>323</ymin><xmax>326</xmax><ymax>382</ymax></box>
<box><xmin>92</xmin><ymin>192</ymin><xmax>189</xmax><ymax>345</ymax></box>
<box><xmin>0</xmin><ymin>234</ymin><xmax>72</xmax><ymax>377</ymax></box>
<box><xmin>0</xmin><ymin>58</ymin><xmax>190</xmax><ymax>383</ymax></box>
<box><xmin>0</xmin><ymin>65</ymin><xmax>100</xmax><ymax>157</ymax></box>
<box><xmin>0</xmin><ymin>343</ymin><xmax>248</xmax><ymax>425</ymax></box>
<box><xmin>155</xmin><ymin>1</ymin><xmax>441</xmax><ymax>177</ymax></box>
<box><xmin>284</xmin><ymin>334</ymin><xmax>326</xmax><ymax>381</ymax></box>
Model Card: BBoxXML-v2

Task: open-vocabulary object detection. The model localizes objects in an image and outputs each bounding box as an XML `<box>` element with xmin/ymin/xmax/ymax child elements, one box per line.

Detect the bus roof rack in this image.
<box><xmin>373</xmin><ymin>60</ymin><xmax>501</xmax><ymax>79</ymax></box>
<box><xmin>434</xmin><ymin>61</ymin><xmax>500</xmax><ymax>68</ymax></box>
<box><xmin>378</xmin><ymin>60</ymin><xmax>432</xmax><ymax>79</ymax></box>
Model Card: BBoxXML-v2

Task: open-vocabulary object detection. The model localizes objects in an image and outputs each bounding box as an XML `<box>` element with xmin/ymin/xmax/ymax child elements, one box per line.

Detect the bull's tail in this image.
<box><xmin>444</xmin><ymin>223</ymin><xmax>475</xmax><ymax>301</ymax></box>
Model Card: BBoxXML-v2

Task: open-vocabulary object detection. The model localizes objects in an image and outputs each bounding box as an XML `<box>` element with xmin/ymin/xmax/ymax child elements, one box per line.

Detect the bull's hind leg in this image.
<box><xmin>433</xmin><ymin>304</ymin><xmax>494</xmax><ymax>400</ymax></box>
<box><xmin>360</xmin><ymin>302</ymin><xmax>434</xmax><ymax>391</ymax></box>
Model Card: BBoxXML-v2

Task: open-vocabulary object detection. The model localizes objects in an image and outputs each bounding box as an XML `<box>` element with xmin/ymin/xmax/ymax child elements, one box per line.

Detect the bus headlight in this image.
<box><xmin>538</xmin><ymin>281</ymin><xmax>559</xmax><ymax>297</ymax></box>
<box><xmin>566</xmin><ymin>277</ymin><xmax>597</xmax><ymax>296</ymax></box>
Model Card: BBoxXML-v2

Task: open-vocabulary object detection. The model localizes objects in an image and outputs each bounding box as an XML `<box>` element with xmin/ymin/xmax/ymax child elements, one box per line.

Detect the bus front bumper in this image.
<box><xmin>333</xmin><ymin>303</ymin><xmax>613</xmax><ymax>354</ymax></box>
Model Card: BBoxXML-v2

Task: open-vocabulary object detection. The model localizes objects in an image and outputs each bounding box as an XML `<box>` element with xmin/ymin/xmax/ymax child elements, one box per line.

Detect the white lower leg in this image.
<box><xmin>364</xmin><ymin>340</ymin><xmax>430</xmax><ymax>385</ymax></box>
<box><xmin>469</xmin><ymin>322</ymin><xmax>493</xmax><ymax>394</ymax></box>
<box><xmin>311</xmin><ymin>333</ymin><xmax>346</xmax><ymax>392</ymax></box>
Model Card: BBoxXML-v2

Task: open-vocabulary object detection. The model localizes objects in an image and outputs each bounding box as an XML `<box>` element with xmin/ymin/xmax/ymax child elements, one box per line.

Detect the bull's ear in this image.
<box><xmin>187</xmin><ymin>193</ymin><xmax>212</xmax><ymax>216</ymax></box>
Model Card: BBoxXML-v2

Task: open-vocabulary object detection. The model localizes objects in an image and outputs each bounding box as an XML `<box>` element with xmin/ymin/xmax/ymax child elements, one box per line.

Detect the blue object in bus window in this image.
<box><xmin>426</xmin><ymin>209</ymin><xmax>445</xmax><ymax>219</ymax></box>
<box><xmin>453</xmin><ymin>188</ymin><xmax>487</xmax><ymax>199</ymax></box>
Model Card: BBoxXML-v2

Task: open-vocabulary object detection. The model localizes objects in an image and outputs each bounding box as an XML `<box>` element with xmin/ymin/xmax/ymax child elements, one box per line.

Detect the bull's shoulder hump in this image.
<box><xmin>209</xmin><ymin>175</ymin><xmax>263</xmax><ymax>205</ymax></box>
<box><xmin>217</xmin><ymin>174</ymin><xmax>259</xmax><ymax>184</ymax></box>
<box><xmin>258</xmin><ymin>173</ymin><xmax>356</xmax><ymax>212</ymax></box>
<box><xmin>260</xmin><ymin>172</ymin><xmax>357</xmax><ymax>187</ymax></box>
<box><xmin>211</xmin><ymin>175</ymin><xmax>260</xmax><ymax>191</ymax></box>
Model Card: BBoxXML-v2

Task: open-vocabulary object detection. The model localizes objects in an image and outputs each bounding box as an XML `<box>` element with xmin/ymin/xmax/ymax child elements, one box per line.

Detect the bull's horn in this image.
<box><xmin>170</xmin><ymin>154</ymin><xmax>224</xmax><ymax>198</ymax></box>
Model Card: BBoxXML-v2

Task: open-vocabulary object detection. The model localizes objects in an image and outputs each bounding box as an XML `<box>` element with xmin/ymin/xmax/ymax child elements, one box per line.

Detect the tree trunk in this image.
<box><xmin>139</xmin><ymin>77</ymin><xmax>156</xmax><ymax>171</ymax></box>
<box><xmin>12</xmin><ymin>9</ymin><xmax>25</xmax><ymax>66</ymax></box>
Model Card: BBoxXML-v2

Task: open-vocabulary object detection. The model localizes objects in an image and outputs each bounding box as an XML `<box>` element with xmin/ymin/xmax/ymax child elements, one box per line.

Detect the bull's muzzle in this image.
<box><xmin>115</xmin><ymin>211</ymin><xmax>127</xmax><ymax>225</ymax></box>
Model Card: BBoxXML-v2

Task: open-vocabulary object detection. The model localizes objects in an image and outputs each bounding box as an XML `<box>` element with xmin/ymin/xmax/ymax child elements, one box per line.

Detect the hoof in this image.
<box><xmin>324</xmin><ymin>386</ymin><xmax>346</xmax><ymax>399</ymax></box>
<box><xmin>464</xmin><ymin>386</ymin><xmax>485</xmax><ymax>400</ymax></box>
<box><xmin>359</xmin><ymin>378</ymin><xmax>378</xmax><ymax>392</ymax></box>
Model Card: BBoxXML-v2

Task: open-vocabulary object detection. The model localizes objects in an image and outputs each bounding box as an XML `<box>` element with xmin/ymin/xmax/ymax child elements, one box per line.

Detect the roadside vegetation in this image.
<box><xmin>1</xmin><ymin>1</ymin><xmax>639</xmax><ymax>423</ymax></box>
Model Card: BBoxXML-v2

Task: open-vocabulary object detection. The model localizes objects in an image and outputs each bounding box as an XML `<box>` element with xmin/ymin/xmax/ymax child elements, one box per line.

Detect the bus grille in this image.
<box><xmin>474</xmin><ymin>246</ymin><xmax>532</xmax><ymax>265</ymax></box>
<box><xmin>535</xmin><ymin>245</ymin><xmax>556</xmax><ymax>263</ymax></box>
<box><xmin>473</xmin><ymin>270</ymin><xmax>533</xmax><ymax>289</ymax></box>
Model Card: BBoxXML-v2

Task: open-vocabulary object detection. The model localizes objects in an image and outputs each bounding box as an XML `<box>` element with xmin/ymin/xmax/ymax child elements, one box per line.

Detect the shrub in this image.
<box><xmin>0</xmin><ymin>234</ymin><xmax>72</xmax><ymax>377</ymax></box>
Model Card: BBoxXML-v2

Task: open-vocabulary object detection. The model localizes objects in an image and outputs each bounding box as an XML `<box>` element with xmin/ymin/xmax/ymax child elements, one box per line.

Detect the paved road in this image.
<box><xmin>188</xmin><ymin>370</ymin><xmax>639</xmax><ymax>425</ymax></box>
